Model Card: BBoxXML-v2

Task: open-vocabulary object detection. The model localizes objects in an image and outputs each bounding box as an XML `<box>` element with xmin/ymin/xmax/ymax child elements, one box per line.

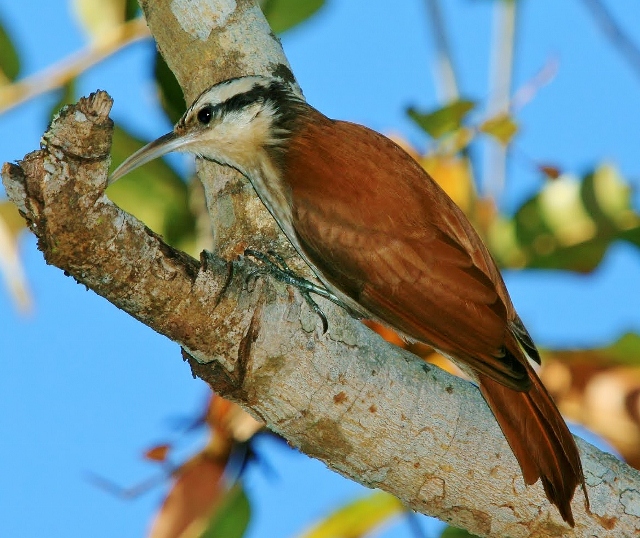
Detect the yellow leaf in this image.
<box><xmin>298</xmin><ymin>491</ymin><xmax>404</xmax><ymax>538</ymax></box>
<box><xmin>420</xmin><ymin>155</ymin><xmax>475</xmax><ymax>213</ymax></box>
<box><xmin>0</xmin><ymin>201</ymin><xmax>31</xmax><ymax>312</ymax></box>
<box><xmin>540</xmin><ymin>175</ymin><xmax>596</xmax><ymax>246</ymax></box>
<box><xmin>72</xmin><ymin>0</ymin><xmax>127</xmax><ymax>42</ymax></box>
<box><xmin>591</xmin><ymin>164</ymin><xmax>631</xmax><ymax>224</ymax></box>
<box><xmin>479</xmin><ymin>113</ymin><xmax>518</xmax><ymax>145</ymax></box>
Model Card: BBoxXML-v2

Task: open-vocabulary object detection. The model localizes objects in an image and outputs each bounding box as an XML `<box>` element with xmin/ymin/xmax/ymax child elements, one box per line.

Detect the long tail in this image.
<box><xmin>477</xmin><ymin>362</ymin><xmax>588</xmax><ymax>526</ymax></box>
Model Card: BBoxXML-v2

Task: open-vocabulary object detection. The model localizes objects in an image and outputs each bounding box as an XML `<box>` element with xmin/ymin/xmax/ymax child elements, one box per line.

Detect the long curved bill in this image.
<box><xmin>108</xmin><ymin>131</ymin><xmax>193</xmax><ymax>185</ymax></box>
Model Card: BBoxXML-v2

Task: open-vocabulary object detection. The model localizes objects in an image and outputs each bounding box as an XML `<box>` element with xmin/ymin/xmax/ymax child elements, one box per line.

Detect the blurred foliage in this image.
<box><xmin>0</xmin><ymin>201</ymin><xmax>31</xmax><ymax>311</ymax></box>
<box><xmin>148</xmin><ymin>452</ymin><xmax>229</xmax><ymax>538</ymax></box>
<box><xmin>125</xmin><ymin>0</ymin><xmax>141</xmax><ymax>20</ymax></box>
<box><xmin>479</xmin><ymin>112</ymin><xmax>519</xmax><ymax>145</ymax></box>
<box><xmin>108</xmin><ymin>126</ymin><xmax>197</xmax><ymax>255</ymax></box>
<box><xmin>200</xmin><ymin>485</ymin><xmax>251</xmax><ymax>538</ymax></box>
<box><xmin>440</xmin><ymin>526</ymin><xmax>479</xmax><ymax>538</ymax></box>
<box><xmin>550</xmin><ymin>332</ymin><xmax>640</xmax><ymax>368</ymax></box>
<box><xmin>260</xmin><ymin>0</ymin><xmax>326</xmax><ymax>34</ymax></box>
<box><xmin>0</xmin><ymin>200</ymin><xmax>24</xmax><ymax>238</ymax></box>
<box><xmin>297</xmin><ymin>491</ymin><xmax>405</xmax><ymax>538</ymax></box>
<box><xmin>421</xmin><ymin>155</ymin><xmax>475</xmax><ymax>214</ymax></box>
<box><xmin>88</xmin><ymin>394</ymin><xmax>261</xmax><ymax>538</ymax></box>
<box><xmin>72</xmin><ymin>0</ymin><xmax>129</xmax><ymax>41</ymax></box>
<box><xmin>145</xmin><ymin>395</ymin><xmax>259</xmax><ymax>538</ymax></box>
<box><xmin>0</xmin><ymin>17</ymin><xmax>20</xmax><ymax>82</ymax></box>
<box><xmin>408</xmin><ymin>99</ymin><xmax>475</xmax><ymax>139</ymax></box>
<box><xmin>72</xmin><ymin>0</ymin><xmax>141</xmax><ymax>39</ymax></box>
<box><xmin>597</xmin><ymin>333</ymin><xmax>640</xmax><ymax>366</ymax></box>
<box><xmin>541</xmin><ymin>333</ymin><xmax>640</xmax><ymax>469</ymax></box>
<box><xmin>489</xmin><ymin>164</ymin><xmax>640</xmax><ymax>271</ymax></box>
<box><xmin>407</xmin><ymin>96</ymin><xmax>640</xmax><ymax>275</ymax></box>
<box><xmin>155</xmin><ymin>52</ymin><xmax>187</xmax><ymax>125</ymax></box>
<box><xmin>49</xmin><ymin>79</ymin><xmax>77</xmax><ymax>120</ymax></box>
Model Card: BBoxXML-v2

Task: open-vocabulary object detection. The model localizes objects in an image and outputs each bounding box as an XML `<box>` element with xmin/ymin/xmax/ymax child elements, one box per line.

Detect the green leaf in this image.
<box><xmin>49</xmin><ymin>79</ymin><xmax>77</xmax><ymax>121</ymax></box>
<box><xmin>581</xmin><ymin>165</ymin><xmax>631</xmax><ymax>232</ymax></box>
<box><xmin>479</xmin><ymin>112</ymin><xmax>518</xmax><ymax>145</ymax></box>
<box><xmin>407</xmin><ymin>100</ymin><xmax>476</xmax><ymax>139</ymax></box>
<box><xmin>605</xmin><ymin>333</ymin><xmax>640</xmax><ymax>365</ymax></box>
<box><xmin>547</xmin><ymin>333</ymin><xmax>640</xmax><ymax>368</ymax></box>
<box><xmin>107</xmin><ymin>125</ymin><xmax>197</xmax><ymax>255</ymax></box>
<box><xmin>489</xmin><ymin>164</ymin><xmax>640</xmax><ymax>272</ymax></box>
<box><xmin>0</xmin><ymin>17</ymin><xmax>20</xmax><ymax>81</ymax></box>
<box><xmin>201</xmin><ymin>484</ymin><xmax>251</xmax><ymax>538</ymax></box>
<box><xmin>440</xmin><ymin>525</ymin><xmax>481</xmax><ymax>537</ymax></box>
<box><xmin>125</xmin><ymin>0</ymin><xmax>140</xmax><ymax>20</ymax></box>
<box><xmin>261</xmin><ymin>0</ymin><xmax>325</xmax><ymax>34</ymax></box>
<box><xmin>154</xmin><ymin>52</ymin><xmax>186</xmax><ymax>125</ymax></box>
<box><xmin>298</xmin><ymin>491</ymin><xmax>404</xmax><ymax>538</ymax></box>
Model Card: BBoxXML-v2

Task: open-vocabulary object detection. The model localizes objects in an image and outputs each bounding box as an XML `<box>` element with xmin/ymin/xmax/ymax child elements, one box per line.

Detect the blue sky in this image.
<box><xmin>1</xmin><ymin>1</ymin><xmax>640</xmax><ymax>537</ymax></box>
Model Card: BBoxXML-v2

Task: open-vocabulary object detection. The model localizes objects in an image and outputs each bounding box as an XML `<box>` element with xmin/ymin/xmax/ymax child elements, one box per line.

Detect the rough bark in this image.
<box><xmin>2</xmin><ymin>0</ymin><xmax>640</xmax><ymax>536</ymax></box>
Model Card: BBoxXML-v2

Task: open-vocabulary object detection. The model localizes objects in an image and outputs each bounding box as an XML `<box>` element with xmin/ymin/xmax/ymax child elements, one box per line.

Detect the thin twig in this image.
<box><xmin>424</xmin><ymin>0</ymin><xmax>459</xmax><ymax>102</ymax></box>
<box><xmin>483</xmin><ymin>0</ymin><xmax>517</xmax><ymax>199</ymax></box>
<box><xmin>0</xmin><ymin>17</ymin><xmax>150</xmax><ymax>113</ymax></box>
<box><xmin>581</xmin><ymin>0</ymin><xmax>640</xmax><ymax>81</ymax></box>
<box><xmin>510</xmin><ymin>56</ymin><xmax>559</xmax><ymax>113</ymax></box>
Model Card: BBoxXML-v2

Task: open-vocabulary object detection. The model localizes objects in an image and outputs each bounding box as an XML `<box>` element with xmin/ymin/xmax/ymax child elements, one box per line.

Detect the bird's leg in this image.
<box><xmin>244</xmin><ymin>249</ymin><xmax>349</xmax><ymax>333</ymax></box>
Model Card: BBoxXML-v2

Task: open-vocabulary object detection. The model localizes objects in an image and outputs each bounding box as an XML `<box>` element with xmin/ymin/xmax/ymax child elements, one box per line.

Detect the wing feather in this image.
<box><xmin>285</xmin><ymin>115</ymin><xmax>528</xmax><ymax>388</ymax></box>
<box><xmin>281</xmin><ymin>109</ymin><xmax>586</xmax><ymax>522</ymax></box>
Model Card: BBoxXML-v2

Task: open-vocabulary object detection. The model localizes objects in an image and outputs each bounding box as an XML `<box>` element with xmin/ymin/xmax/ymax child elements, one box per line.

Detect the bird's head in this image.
<box><xmin>108</xmin><ymin>76</ymin><xmax>304</xmax><ymax>184</ymax></box>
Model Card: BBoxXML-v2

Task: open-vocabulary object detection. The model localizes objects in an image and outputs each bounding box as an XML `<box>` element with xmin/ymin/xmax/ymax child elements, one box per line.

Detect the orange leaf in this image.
<box><xmin>361</xmin><ymin>320</ymin><xmax>406</xmax><ymax>347</ymax></box>
<box><xmin>420</xmin><ymin>155</ymin><xmax>474</xmax><ymax>213</ymax></box>
<box><xmin>207</xmin><ymin>394</ymin><xmax>263</xmax><ymax>442</ymax></box>
<box><xmin>144</xmin><ymin>444</ymin><xmax>171</xmax><ymax>462</ymax></box>
<box><xmin>539</xmin><ymin>164</ymin><xmax>562</xmax><ymax>180</ymax></box>
<box><xmin>149</xmin><ymin>454</ymin><xmax>226</xmax><ymax>538</ymax></box>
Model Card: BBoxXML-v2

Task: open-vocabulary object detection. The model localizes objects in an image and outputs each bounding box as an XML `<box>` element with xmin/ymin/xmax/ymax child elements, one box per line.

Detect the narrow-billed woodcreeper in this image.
<box><xmin>109</xmin><ymin>76</ymin><xmax>588</xmax><ymax>525</ymax></box>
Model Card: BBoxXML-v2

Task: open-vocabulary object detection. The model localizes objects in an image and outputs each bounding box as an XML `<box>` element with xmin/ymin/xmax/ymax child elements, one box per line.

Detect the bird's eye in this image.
<box><xmin>197</xmin><ymin>106</ymin><xmax>214</xmax><ymax>125</ymax></box>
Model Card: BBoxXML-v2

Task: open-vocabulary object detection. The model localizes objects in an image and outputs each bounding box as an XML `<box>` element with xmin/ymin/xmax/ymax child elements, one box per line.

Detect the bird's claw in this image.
<box><xmin>244</xmin><ymin>249</ymin><xmax>329</xmax><ymax>333</ymax></box>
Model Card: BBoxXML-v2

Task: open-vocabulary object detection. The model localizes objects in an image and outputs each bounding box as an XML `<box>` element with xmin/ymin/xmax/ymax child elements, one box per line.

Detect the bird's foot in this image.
<box><xmin>244</xmin><ymin>249</ymin><xmax>342</xmax><ymax>333</ymax></box>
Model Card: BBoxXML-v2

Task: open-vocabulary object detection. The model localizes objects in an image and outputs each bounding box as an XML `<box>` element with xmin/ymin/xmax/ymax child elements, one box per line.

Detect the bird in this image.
<box><xmin>109</xmin><ymin>75</ymin><xmax>588</xmax><ymax>525</ymax></box>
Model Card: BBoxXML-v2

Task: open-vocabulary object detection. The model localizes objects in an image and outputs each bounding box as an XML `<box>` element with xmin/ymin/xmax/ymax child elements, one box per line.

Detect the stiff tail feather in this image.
<box><xmin>478</xmin><ymin>363</ymin><xmax>588</xmax><ymax>526</ymax></box>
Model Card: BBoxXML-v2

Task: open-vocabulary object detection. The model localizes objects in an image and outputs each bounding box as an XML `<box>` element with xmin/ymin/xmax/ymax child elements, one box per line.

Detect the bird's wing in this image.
<box><xmin>285</xmin><ymin>115</ymin><xmax>529</xmax><ymax>390</ymax></box>
<box><xmin>284</xmin><ymin>114</ymin><xmax>586</xmax><ymax>525</ymax></box>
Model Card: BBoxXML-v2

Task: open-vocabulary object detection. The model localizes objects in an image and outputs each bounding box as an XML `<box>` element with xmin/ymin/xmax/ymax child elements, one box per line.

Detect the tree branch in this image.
<box><xmin>483</xmin><ymin>0</ymin><xmax>516</xmax><ymax>199</ymax></box>
<box><xmin>3</xmin><ymin>1</ymin><xmax>639</xmax><ymax>536</ymax></box>
<box><xmin>0</xmin><ymin>17</ymin><xmax>150</xmax><ymax>113</ymax></box>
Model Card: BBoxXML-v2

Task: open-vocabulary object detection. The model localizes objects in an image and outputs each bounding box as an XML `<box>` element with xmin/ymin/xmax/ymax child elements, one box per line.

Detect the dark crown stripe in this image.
<box><xmin>219</xmin><ymin>80</ymin><xmax>301</xmax><ymax>118</ymax></box>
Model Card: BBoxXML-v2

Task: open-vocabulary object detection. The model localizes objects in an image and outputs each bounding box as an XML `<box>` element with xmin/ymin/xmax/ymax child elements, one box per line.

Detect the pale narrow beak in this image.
<box><xmin>108</xmin><ymin>131</ymin><xmax>193</xmax><ymax>185</ymax></box>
